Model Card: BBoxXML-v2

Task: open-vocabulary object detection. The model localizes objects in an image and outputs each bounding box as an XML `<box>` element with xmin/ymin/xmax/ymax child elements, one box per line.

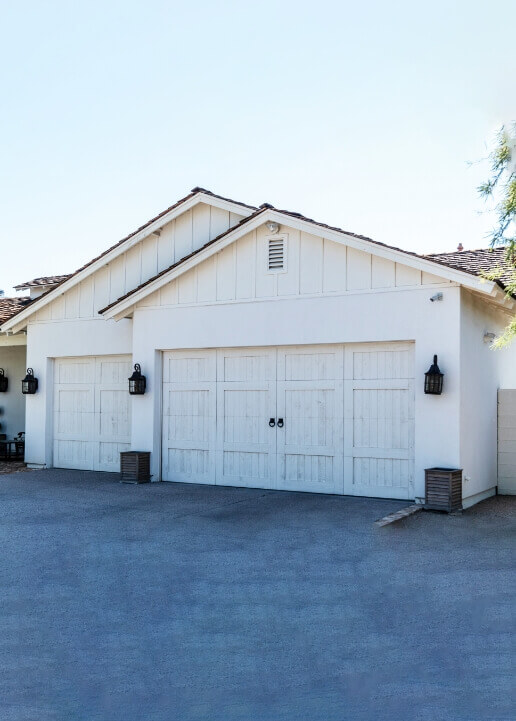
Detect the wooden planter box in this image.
<box><xmin>425</xmin><ymin>468</ymin><xmax>462</xmax><ymax>512</ymax></box>
<box><xmin>120</xmin><ymin>451</ymin><xmax>151</xmax><ymax>484</ymax></box>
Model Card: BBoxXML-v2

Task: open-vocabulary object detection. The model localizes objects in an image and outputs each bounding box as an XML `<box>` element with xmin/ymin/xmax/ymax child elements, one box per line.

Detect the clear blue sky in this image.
<box><xmin>1</xmin><ymin>0</ymin><xmax>514</xmax><ymax>296</ymax></box>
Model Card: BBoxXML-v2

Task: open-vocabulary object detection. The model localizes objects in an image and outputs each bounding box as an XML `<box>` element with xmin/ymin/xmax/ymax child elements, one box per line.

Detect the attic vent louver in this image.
<box><xmin>268</xmin><ymin>238</ymin><xmax>284</xmax><ymax>270</ymax></box>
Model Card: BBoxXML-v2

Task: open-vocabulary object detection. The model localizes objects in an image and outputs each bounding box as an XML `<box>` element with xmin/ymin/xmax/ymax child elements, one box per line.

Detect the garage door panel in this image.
<box><xmin>276</xmin><ymin>347</ymin><xmax>344</xmax><ymax>494</ymax></box>
<box><xmin>53</xmin><ymin>439</ymin><xmax>94</xmax><ymax>471</ymax></box>
<box><xmin>352</xmin><ymin>457</ymin><xmax>414</xmax><ymax>499</ymax></box>
<box><xmin>165</xmin><ymin>389</ymin><xmax>213</xmax><ymax>443</ymax></box>
<box><xmin>162</xmin><ymin>351</ymin><xmax>216</xmax><ymax>484</ymax></box>
<box><xmin>96</xmin><ymin>358</ymin><xmax>132</xmax><ymax>384</ymax></box>
<box><xmin>222</xmin><ymin>387</ymin><xmax>272</xmax><ymax>446</ymax></box>
<box><xmin>216</xmin><ymin>349</ymin><xmax>276</xmax><ymax>488</ymax></box>
<box><xmin>56</xmin><ymin>359</ymin><xmax>95</xmax><ymax>384</ymax></box>
<box><xmin>54</xmin><ymin>355</ymin><xmax>131</xmax><ymax>472</ymax></box>
<box><xmin>345</xmin><ymin>344</ymin><xmax>414</xmax><ymax>500</ymax></box>
<box><xmin>98</xmin><ymin>389</ymin><xmax>130</xmax><ymax>440</ymax></box>
<box><xmin>281</xmin><ymin>453</ymin><xmax>337</xmax><ymax>493</ymax></box>
<box><xmin>222</xmin><ymin>450</ymin><xmax>270</xmax><ymax>482</ymax></box>
<box><xmin>353</xmin><ymin>349</ymin><xmax>414</xmax><ymax>380</ymax></box>
<box><xmin>282</xmin><ymin>351</ymin><xmax>339</xmax><ymax>381</ymax></box>
<box><xmin>353</xmin><ymin>388</ymin><xmax>413</xmax><ymax>450</ymax></box>
<box><xmin>164</xmin><ymin>352</ymin><xmax>216</xmax><ymax>384</ymax></box>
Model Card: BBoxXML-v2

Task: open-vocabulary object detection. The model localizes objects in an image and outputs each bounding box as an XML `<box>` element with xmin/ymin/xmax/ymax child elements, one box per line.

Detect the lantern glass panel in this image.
<box><xmin>424</xmin><ymin>355</ymin><xmax>443</xmax><ymax>395</ymax></box>
<box><xmin>128</xmin><ymin>364</ymin><xmax>146</xmax><ymax>395</ymax></box>
<box><xmin>21</xmin><ymin>369</ymin><xmax>38</xmax><ymax>395</ymax></box>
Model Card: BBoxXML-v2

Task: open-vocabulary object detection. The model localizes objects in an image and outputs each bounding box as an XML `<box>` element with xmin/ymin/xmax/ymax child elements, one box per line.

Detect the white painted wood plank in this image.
<box><xmin>235</xmin><ymin>231</ymin><xmax>256</xmax><ymax>300</ymax></box>
<box><xmin>277</xmin><ymin>230</ymin><xmax>300</xmax><ymax>296</ymax></box>
<box><xmin>174</xmin><ymin>209</ymin><xmax>193</xmax><ymax>262</ymax></box>
<box><xmin>299</xmin><ymin>232</ymin><xmax>323</xmax><ymax>295</ymax></box>
<box><xmin>323</xmin><ymin>238</ymin><xmax>346</xmax><ymax>292</ymax></box>
<box><xmin>216</xmin><ymin>245</ymin><xmax>236</xmax><ymax>301</ymax></box>
<box><xmin>396</xmin><ymin>263</ymin><xmax>421</xmax><ymax>287</ymax></box>
<box><xmin>178</xmin><ymin>268</ymin><xmax>197</xmax><ymax>304</ymax></box>
<box><xmin>79</xmin><ymin>278</ymin><xmax>94</xmax><ymax>318</ymax></box>
<box><xmin>157</xmin><ymin>221</ymin><xmax>175</xmax><ymax>272</ymax></box>
<box><xmin>372</xmin><ymin>256</ymin><xmax>396</xmax><ymax>289</ymax></box>
<box><xmin>347</xmin><ymin>248</ymin><xmax>371</xmax><ymax>290</ymax></box>
<box><xmin>197</xmin><ymin>256</ymin><xmax>217</xmax><ymax>303</ymax></box>
<box><xmin>192</xmin><ymin>203</ymin><xmax>211</xmax><ymax>250</ymax></box>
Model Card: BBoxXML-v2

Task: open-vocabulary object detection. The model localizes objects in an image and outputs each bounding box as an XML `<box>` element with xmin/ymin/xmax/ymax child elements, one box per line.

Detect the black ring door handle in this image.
<box><xmin>269</xmin><ymin>418</ymin><xmax>275</xmax><ymax>427</ymax></box>
<box><xmin>277</xmin><ymin>418</ymin><xmax>284</xmax><ymax>428</ymax></box>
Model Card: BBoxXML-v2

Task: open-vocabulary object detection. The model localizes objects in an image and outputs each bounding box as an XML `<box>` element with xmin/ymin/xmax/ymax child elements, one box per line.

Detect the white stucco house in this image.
<box><xmin>2</xmin><ymin>187</ymin><xmax>516</xmax><ymax>507</ymax></box>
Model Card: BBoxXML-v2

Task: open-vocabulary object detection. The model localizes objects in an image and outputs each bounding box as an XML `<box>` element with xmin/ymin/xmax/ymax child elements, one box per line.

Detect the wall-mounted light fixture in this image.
<box><xmin>21</xmin><ymin>368</ymin><xmax>38</xmax><ymax>395</ymax></box>
<box><xmin>483</xmin><ymin>332</ymin><xmax>496</xmax><ymax>345</ymax></box>
<box><xmin>128</xmin><ymin>364</ymin><xmax>146</xmax><ymax>395</ymax></box>
<box><xmin>0</xmin><ymin>368</ymin><xmax>8</xmax><ymax>393</ymax></box>
<box><xmin>430</xmin><ymin>293</ymin><xmax>443</xmax><ymax>302</ymax></box>
<box><xmin>424</xmin><ymin>355</ymin><xmax>444</xmax><ymax>395</ymax></box>
<box><xmin>266</xmin><ymin>221</ymin><xmax>280</xmax><ymax>234</ymax></box>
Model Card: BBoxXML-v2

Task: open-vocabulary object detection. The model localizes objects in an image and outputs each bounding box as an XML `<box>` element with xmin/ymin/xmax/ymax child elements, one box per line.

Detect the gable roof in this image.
<box><xmin>99</xmin><ymin>204</ymin><xmax>514</xmax><ymax>320</ymax></box>
<box><xmin>424</xmin><ymin>248</ymin><xmax>515</xmax><ymax>291</ymax></box>
<box><xmin>0</xmin><ymin>297</ymin><xmax>31</xmax><ymax>325</ymax></box>
<box><xmin>14</xmin><ymin>275</ymin><xmax>72</xmax><ymax>290</ymax></box>
<box><xmin>100</xmin><ymin>207</ymin><xmax>268</xmax><ymax>314</ymax></box>
<box><xmin>0</xmin><ymin>188</ymin><xmax>257</xmax><ymax>331</ymax></box>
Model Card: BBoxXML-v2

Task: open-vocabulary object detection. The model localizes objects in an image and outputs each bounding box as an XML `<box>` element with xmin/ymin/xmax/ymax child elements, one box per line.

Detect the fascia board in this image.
<box><xmin>1</xmin><ymin>194</ymin><xmax>255</xmax><ymax>332</ymax></box>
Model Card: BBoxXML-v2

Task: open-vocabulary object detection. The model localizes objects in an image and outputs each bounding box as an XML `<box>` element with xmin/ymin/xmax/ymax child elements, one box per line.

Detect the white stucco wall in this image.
<box><xmin>0</xmin><ymin>337</ymin><xmax>27</xmax><ymax>440</ymax></box>
<box><xmin>459</xmin><ymin>289</ymin><xmax>516</xmax><ymax>505</ymax></box>
<box><xmin>24</xmin><ymin>318</ymin><xmax>132</xmax><ymax>466</ymax></box>
<box><xmin>131</xmin><ymin>284</ymin><xmax>463</xmax><ymax>497</ymax></box>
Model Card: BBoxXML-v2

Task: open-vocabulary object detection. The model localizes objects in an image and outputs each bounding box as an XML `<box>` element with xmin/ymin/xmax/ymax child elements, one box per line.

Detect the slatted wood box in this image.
<box><xmin>425</xmin><ymin>468</ymin><xmax>462</xmax><ymax>512</ymax></box>
<box><xmin>120</xmin><ymin>451</ymin><xmax>151</xmax><ymax>483</ymax></box>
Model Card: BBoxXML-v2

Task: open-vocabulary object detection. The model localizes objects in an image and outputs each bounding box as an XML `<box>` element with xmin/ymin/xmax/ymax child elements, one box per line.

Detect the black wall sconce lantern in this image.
<box><xmin>0</xmin><ymin>369</ymin><xmax>8</xmax><ymax>393</ymax></box>
<box><xmin>129</xmin><ymin>364</ymin><xmax>146</xmax><ymax>395</ymax></box>
<box><xmin>424</xmin><ymin>355</ymin><xmax>444</xmax><ymax>395</ymax></box>
<box><xmin>22</xmin><ymin>368</ymin><xmax>38</xmax><ymax>395</ymax></box>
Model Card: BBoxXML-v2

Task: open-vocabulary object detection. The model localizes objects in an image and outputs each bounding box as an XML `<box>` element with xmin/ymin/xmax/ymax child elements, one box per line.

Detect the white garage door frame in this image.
<box><xmin>53</xmin><ymin>355</ymin><xmax>132</xmax><ymax>472</ymax></box>
<box><xmin>161</xmin><ymin>342</ymin><xmax>415</xmax><ymax>499</ymax></box>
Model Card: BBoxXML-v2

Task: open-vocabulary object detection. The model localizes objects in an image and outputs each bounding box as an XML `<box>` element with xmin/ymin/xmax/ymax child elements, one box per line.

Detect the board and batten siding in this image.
<box><xmin>30</xmin><ymin>204</ymin><xmax>245</xmax><ymax>323</ymax></box>
<box><xmin>498</xmin><ymin>389</ymin><xmax>516</xmax><ymax>494</ymax></box>
<box><xmin>137</xmin><ymin>226</ymin><xmax>450</xmax><ymax>310</ymax></box>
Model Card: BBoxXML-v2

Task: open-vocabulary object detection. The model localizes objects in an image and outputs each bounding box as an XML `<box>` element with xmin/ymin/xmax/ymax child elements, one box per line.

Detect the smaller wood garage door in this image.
<box><xmin>162</xmin><ymin>343</ymin><xmax>414</xmax><ymax>499</ymax></box>
<box><xmin>53</xmin><ymin>356</ymin><xmax>132</xmax><ymax>472</ymax></box>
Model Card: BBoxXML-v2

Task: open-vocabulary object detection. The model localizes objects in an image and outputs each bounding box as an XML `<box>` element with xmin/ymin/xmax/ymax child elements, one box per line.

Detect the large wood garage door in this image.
<box><xmin>162</xmin><ymin>343</ymin><xmax>414</xmax><ymax>499</ymax></box>
<box><xmin>53</xmin><ymin>356</ymin><xmax>132</xmax><ymax>472</ymax></box>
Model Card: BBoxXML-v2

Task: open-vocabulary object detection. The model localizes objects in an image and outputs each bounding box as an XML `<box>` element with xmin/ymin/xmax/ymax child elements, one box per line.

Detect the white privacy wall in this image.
<box><xmin>131</xmin><ymin>284</ymin><xmax>463</xmax><ymax>497</ymax></box>
<box><xmin>0</xmin><ymin>338</ymin><xmax>27</xmax><ymax>440</ymax></box>
<box><xmin>459</xmin><ymin>289</ymin><xmax>516</xmax><ymax>504</ymax></box>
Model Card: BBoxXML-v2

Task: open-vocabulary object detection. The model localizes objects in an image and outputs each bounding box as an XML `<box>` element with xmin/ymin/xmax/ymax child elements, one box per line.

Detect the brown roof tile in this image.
<box><xmin>424</xmin><ymin>247</ymin><xmax>515</xmax><ymax>291</ymax></box>
<box><xmin>0</xmin><ymin>297</ymin><xmax>32</xmax><ymax>325</ymax></box>
<box><xmin>14</xmin><ymin>275</ymin><xmax>72</xmax><ymax>290</ymax></box>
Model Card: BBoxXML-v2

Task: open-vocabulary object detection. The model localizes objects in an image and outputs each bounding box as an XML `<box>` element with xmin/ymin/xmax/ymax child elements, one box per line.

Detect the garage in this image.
<box><xmin>53</xmin><ymin>355</ymin><xmax>132</xmax><ymax>472</ymax></box>
<box><xmin>162</xmin><ymin>343</ymin><xmax>414</xmax><ymax>499</ymax></box>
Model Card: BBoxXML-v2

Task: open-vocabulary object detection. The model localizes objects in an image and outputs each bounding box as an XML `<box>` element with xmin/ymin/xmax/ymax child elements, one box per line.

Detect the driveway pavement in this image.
<box><xmin>0</xmin><ymin>470</ymin><xmax>514</xmax><ymax>721</ymax></box>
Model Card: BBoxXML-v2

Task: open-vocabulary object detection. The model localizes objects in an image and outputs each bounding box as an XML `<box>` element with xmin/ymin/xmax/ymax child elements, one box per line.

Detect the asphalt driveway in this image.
<box><xmin>0</xmin><ymin>470</ymin><xmax>514</xmax><ymax>721</ymax></box>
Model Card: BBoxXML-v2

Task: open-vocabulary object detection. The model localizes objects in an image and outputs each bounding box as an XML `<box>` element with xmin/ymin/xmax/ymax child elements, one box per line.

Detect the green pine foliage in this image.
<box><xmin>479</xmin><ymin>124</ymin><xmax>516</xmax><ymax>346</ymax></box>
